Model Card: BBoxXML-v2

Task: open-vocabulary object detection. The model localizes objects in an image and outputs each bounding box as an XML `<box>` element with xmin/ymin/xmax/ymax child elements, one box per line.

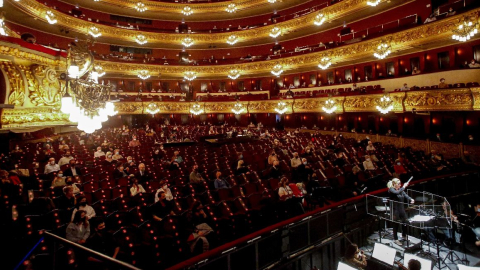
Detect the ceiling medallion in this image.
<box><xmin>373</xmin><ymin>42</ymin><xmax>391</xmax><ymax>59</ymax></box>
<box><xmin>232</xmin><ymin>101</ymin><xmax>245</xmax><ymax>115</ymax></box>
<box><xmin>88</xmin><ymin>26</ymin><xmax>101</xmax><ymax>38</ymax></box>
<box><xmin>269</xmin><ymin>27</ymin><xmax>282</xmax><ymax>38</ymax></box>
<box><xmin>190</xmin><ymin>102</ymin><xmax>204</xmax><ymax>115</ymax></box>
<box><xmin>367</xmin><ymin>0</ymin><xmax>381</xmax><ymax>6</ymax></box>
<box><xmin>45</xmin><ymin>10</ymin><xmax>57</xmax><ymax>24</ymax></box>
<box><xmin>135</xmin><ymin>2</ymin><xmax>147</xmax><ymax>12</ymax></box>
<box><xmin>376</xmin><ymin>95</ymin><xmax>393</xmax><ymax>114</ymax></box>
<box><xmin>182</xmin><ymin>6</ymin><xmax>193</xmax><ymax>16</ymax></box>
<box><xmin>452</xmin><ymin>20</ymin><xmax>478</xmax><ymax>42</ymax></box>
<box><xmin>318</xmin><ymin>57</ymin><xmax>332</xmax><ymax>70</ymax></box>
<box><xmin>135</xmin><ymin>34</ymin><xmax>148</xmax><ymax>45</ymax></box>
<box><xmin>184</xmin><ymin>71</ymin><xmax>197</xmax><ymax>81</ymax></box>
<box><xmin>322</xmin><ymin>98</ymin><xmax>337</xmax><ymax>114</ymax></box>
<box><xmin>146</xmin><ymin>103</ymin><xmax>160</xmax><ymax>114</ymax></box>
<box><xmin>275</xmin><ymin>101</ymin><xmax>288</xmax><ymax>114</ymax></box>
<box><xmin>137</xmin><ymin>70</ymin><xmax>151</xmax><ymax>80</ymax></box>
<box><xmin>313</xmin><ymin>13</ymin><xmax>326</xmax><ymax>26</ymax></box>
<box><xmin>227</xmin><ymin>69</ymin><xmax>241</xmax><ymax>80</ymax></box>
<box><xmin>226</xmin><ymin>35</ymin><xmax>238</xmax><ymax>45</ymax></box>
<box><xmin>182</xmin><ymin>36</ymin><xmax>194</xmax><ymax>47</ymax></box>
<box><xmin>226</xmin><ymin>3</ymin><xmax>237</xmax><ymax>13</ymax></box>
<box><xmin>271</xmin><ymin>64</ymin><xmax>284</xmax><ymax>77</ymax></box>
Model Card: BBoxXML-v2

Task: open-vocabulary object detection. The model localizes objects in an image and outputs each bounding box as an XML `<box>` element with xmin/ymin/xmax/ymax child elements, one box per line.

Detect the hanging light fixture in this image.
<box><xmin>137</xmin><ymin>70</ymin><xmax>151</xmax><ymax>80</ymax></box>
<box><xmin>313</xmin><ymin>13</ymin><xmax>326</xmax><ymax>26</ymax></box>
<box><xmin>88</xmin><ymin>26</ymin><xmax>102</xmax><ymax>38</ymax></box>
<box><xmin>373</xmin><ymin>42</ymin><xmax>391</xmax><ymax>59</ymax></box>
<box><xmin>228</xmin><ymin>69</ymin><xmax>241</xmax><ymax>80</ymax></box>
<box><xmin>145</xmin><ymin>103</ymin><xmax>160</xmax><ymax>114</ymax></box>
<box><xmin>269</xmin><ymin>27</ymin><xmax>282</xmax><ymax>38</ymax></box>
<box><xmin>135</xmin><ymin>2</ymin><xmax>147</xmax><ymax>12</ymax></box>
<box><xmin>318</xmin><ymin>57</ymin><xmax>332</xmax><ymax>70</ymax></box>
<box><xmin>182</xmin><ymin>36</ymin><xmax>194</xmax><ymax>47</ymax></box>
<box><xmin>135</xmin><ymin>35</ymin><xmax>148</xmax><ymax>45</ymax></box>
<box><xmin>271</xmin><ymin>64</ymin><xmax>284</xmax><ymax>77</ymax></box>
<box><xmin>0</xmin><ymin>16</ymin><xmax>8</xmax><ymax>36</ymax></box>
<box><xmin>452</xmin><ymin>20</ymin><xmax>478</xmax><ymax>42</ymax></box>
<box><xmin>184</xmin><ymin>71</ymin><xmax>197</xmax><ymax>81</ymax></box>
<box><xmin>231</xmin><ymin>101</ymin><xmax>245</xmax><ymax>114</ymax></box>
<box><xmin>226</xmin><ymin>35</ymin><xmax>238</xmax><ymax>45</ymax></box>
<box><xmin>45</xmin><ymin>10</ymin><xmax>57</xmax><ymax>24</ymax></box>
<box><xmin>268</xmin><ymin>0</ymin><xmax>277</xmax><ymax>3</ymax></box>
<box><xmin>182</xmin><ymin>6</ymin><xmax>193</xmax><ymax>16</ymax></box>
<box><xmin>190</xmin><ymin>102</ymin><xmax>204</xmax><ymax>115</ymax></box>
<box><xmin>275</xmin><ymin>101</ymin><xmax>288</xmax><ymax>114</ymax></box>
<box><xmin>376</xmin><ymin>95</ymin><xmax>393</xmax><ymax>114</ymax></box>
<box><xmin>322</xmin><ymin>98</ymin><xmax>337</xmax><ymax>114</ymax></box>
<box><xmin>367</xmin><ymin>0</ymin><xmax>381</xmax><ymax>6</ymax></box>
<box><xmin>93</xmin><ymin>65</ymin><xmax>105</xmax><ymax>77</ymax></box>
<box><xmin>226</xmin><ymin>3</ymin><xmax>237</xmax><ymax>13</ymax></box>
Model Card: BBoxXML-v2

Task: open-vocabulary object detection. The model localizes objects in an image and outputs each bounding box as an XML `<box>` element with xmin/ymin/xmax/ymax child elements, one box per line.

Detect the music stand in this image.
<box><xmin>366</xmin><ymin>195</ymin><xmax>392</xmax><ymax>243</ymax></box>
<box><xmin>458</xmin><ymin>266</ymin><xmax>480</xmax><ymax>270</ymax></box>
<box><xmin>371</xmin><ymin>243</ymin><xmax>396</xmax><ymax>266</ymax></box>
<box><xmin>337</xmin><ymin>262</ymin><xmax>357</xmax><ymax>270</ymax></box>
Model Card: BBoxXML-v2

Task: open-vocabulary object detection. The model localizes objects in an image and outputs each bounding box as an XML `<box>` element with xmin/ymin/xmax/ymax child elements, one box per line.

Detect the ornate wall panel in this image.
<box><xmin>0</xmin><ymin>61</ymin><xmax>25</xmax><ymax>106</ymax></box>
<box><xmin>471</xmin><ymin>87</ymin><xmax>480</xmax><ymax>110</ymax></box>
<box><xmin>114</xmin><ymin>102</ymin><xmax>144</xmax><ymax>114</ymax></box>
<box><xmin>430</xmin><ymin>141</ymin><xmax>461</xmax><ymax>159</ymax></box>
<box><xmin>1</xmin><ymin>107</ymin><xmax>70</xmax><ymax>128</ymax></box>
<box><xmin>404</xmin><ymin>89</ymin><xmax>473</xmax><ymax>111</ymax></box>
<box><xmin>377</xmin><ymin>136</ymin><xmax>402</xmax><ymax>149</ymax></box>
<box><xmin>247</xmin><ymin>99</ymin><xmax>293</xmax><ymax>114</ymax></box>
<box><xmin>403</xmin><ymin>138</ymin><xmax>428</xmax><ymax>154</ymax></box>
<box><xmin>463</xmin><ymin>145</ymin><xmax>480</xmax><ymax>164</ymax></box>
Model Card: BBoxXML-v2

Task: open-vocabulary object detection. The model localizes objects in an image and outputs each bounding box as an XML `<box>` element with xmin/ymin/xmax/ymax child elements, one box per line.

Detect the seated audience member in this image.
<box><xmin>291</xmin><ymin>152</ymin><xmax>302</xmax><ymax>169</ymax></box>
<box><xmin>155</xmin><ymin>180</ymin><xmax>173</xmax><ymax>202</ymax></box>
<box><xmin>345</xmin><ymin>165</ymin><xmax>362</xmax><ymax>197</ymax></box>
<box><xmin>403</xmin><ymin>68</ymin><xmax>411</xmax><ymax>75</ymax></box>
<box><xmin>268</xmin><ymin>151</ymin><xmax>279</xmax><ymax>165</ymax></box>
<box><xmin>278</xmin><ymin>177</ymin><xmax>294</xmax><ymax>201</ymax></box>
<box><xmin>113</xmin><ymin>163</ymin><xmax>128</xmax><ymax>180</ymax></box>
<box><xmin>385</xmin><ymin>130</ymin><xmax>395</xmax><ymax>136</ymax></box>
<box><xmin>297</xmin><ymin>158</ymin><xmax>313</xmax><ymax>182</ymax></box>
<box><xmin>269</xmin><ymin>160</ymin><xmax>282</xmax><ymax>179</ymax></box>
<box><xmin>43</xmin><ymin>144</ymin><xmax>56</xmax><ymax>157</ymax></box>
<box><xmin>446</xmin><ymin>7</ymin><xmax>456</xmax><ymax>16</ymax></box>
<box><xmin>64</xmin><ymin>159</ymin><xmax>82</xmax><ymax>177</ymax></box>
<box><xmin>333</xmin><ymin>152</ymin><xmax>346</xmax><ymax>167</ymax></box>
<box><xmin>363</xmin><ymin>156</ymin><xmax>376</xmax><ymax>171</ymax></box>
<box><xmin>65</xmin><ymin>176</ymin><xmax>81</xmax><ymax>194</ymax></box>
<box><xmin>344</xmin><ymin>244</ymin><xmax>367</xmax><ymax>269</ymax></box>
<box><xmin>130</xmin><ymin>178</ymin><xmax>146</xmax><ymax>196</ymax></box>
<box><xmin>412</xmin><ymin>66</ymin><xmax>421</xmax><ymax>75</ymax></box>
<box><xmin>71</xmin><ymin>195</ymin><xmax>96</xmax><ymax>221</ymax></box>
<box><xmin>86</xmin><ymin>219</ymin><xmax>120</xmax><ymax>259</ymax></box>
<box><xmin>10</xmin><ymin>144</ymin><xmax>23</xmax><ymax>154</ymax></box>
<box><xmin>103</xmin><ymin>152</ymin><xmax>116</xmax><ymax>166</ymax></box>
<box><xmin>393</xmin><ymin>161</ymin><xmax>408</xmax><ymax>178</ymax></box>
<box><xmin>129</xmin><ymin>136</ymin><xmax>141</xmax><ymax>147</ymax></box>
<box><xmin>189</xmin><ymin>165</ymin><xmax>205</xmax><ymax>184</ymax></box>
<box><xmin>387</xmin><ymin>71</ymin><xmax>394</xmax><ymax>77</ymax></box>
<box><xmin>152</xmin><ymin>148</ymin><xmax>163</xmax><ymax>160</ymax></box>
<box><xmin>134</xmin><ymin>163</ymin><xmax>151</xmax><ymax>183</ymax></box>
<box><xmin>469</xmin><ymin>59</ymin><xmax>480</xmax><ymax>68</ymax></box>
<box><xmin>66</xmin><ymin>210</ymin><xmax>90</xmax><ymax>244</ymax></box>
<box><xmin>112</xmin><ymin>149</ymin><xmax>123</xmax><ymax>160</ymax></box>
<box><xmin>214</xmin><ymin>171</ymin><xmax>230</xmax><ymax>189</ymax></box>
<box><xmin>51</xmin><ymin>172</ymin><xmax>66</xmax><ymax>187</ymax></box>
<box><xmin>172</xmin><ymin>151</ymin><xmax>184</xmax><ymax>164</ymax></box>
<box><xmin>236</xmin><ymin>160</ymin><xmax>250</xmax><ymax>175</ymax></box>
<box><xmin>424</xmin><ymin>13</ymin><xmax>436</xmax><ymax>23</ymax></box>
<box><xmin>57</xmin><ymin>186</ymin><xmax>76</xmax><ymax>212</ymax></box>
<box><xmin>438</xmin><ymin>78</ymin><xmax>448</xmax><ymax>88</ymax></box>
<box><xmin>123</xmin><ymin>156</ymin><xmax>136</xmax><ymax>169</ymax></box>
<box><xmin>400</xmin><ymin>83</ymin><xmax>410</xmax><ymax>91</ymax></box>
<box><xmin>188</xmin><ymin>223</ymin><xmax>213</xmax><ymax>255</ymax></box>
<box><xmin>44</xmin><ymin>158</ymin><xmax>60</xmax><ymax>174</ymax></box>
<box><xmin>58</xmin><ymin>151</ymin><xmax>74</xmax><ymax>167</ymax></box>
<box><xmin>152</xmin><ymin>191</ymin><xmax>175</xmax><ymax>222</ymax></box>
<box><xmin>94</xmin><ymin>147</ymin><xmax>105</xmax><ymax>158</ymax></box>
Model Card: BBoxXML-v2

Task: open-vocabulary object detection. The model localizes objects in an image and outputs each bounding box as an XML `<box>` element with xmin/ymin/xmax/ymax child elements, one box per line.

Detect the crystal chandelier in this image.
<box><xmin>313</xmin><ymin>13</ymin><xmax>325</xmax><ymax>26</ymax></box>
<box><xmin>190</xmin><ymin>102</ymin><xmax>204</xmax><ymax>115</ymax></box>
<box><xmin>275</xmin><ymin>101</ymin><xmax>288</xmax><ymax>114</ymax></box>
<box><xmin>137</xmin><ymin>70</ymin><xmax>151</xmax><ymax>80</ymax></box>
<box><xmin>135</xmin><ymin>2</ymin><xmax>147</xmax><ymax>12</ymax></box>
<box><xmin>322</xmin><ymin>98</ymin><xmax>337</xmax><ymax>114</ymax></box>
<box><xmin>376</xmin><ymin>95</ymin><xmax>393</xmax><ymax>114</ymax></box>
<box><xmin>367</xmin><ymin>0</ymin><xmax>381</xmax><ymax>6</ymax></box>
<box><xmin>145</xmin><ymin>103</ymin><xmax>160</xmax><ymax>114</ymax></box>
<box><xmin>184</xmin><ymin>71</ymin><xmax>197</xmax><ymax>81</ymax></box>
<box><xmin>0</xmin><ymin>16</ymin><xmax>8</xmax><ymax>36</ymax></box>
<box><xmin>226</xmin><ymin>3</ymin><xmax>237</xmax><ymax>13</ymax></box>
<box><xmin>45</xmin><ymin>10</ymin><xmax>57</xmax><ymax>24</ymax></box>
<box><xmin>226</xmin><ymin>35</ymin><xmax>238</xmax><ymax>45</ymax></box>
<box><xmin>318</xmin><ymin>57</ymin><xmax>332</xmax><ymax>70</ymax></box>
<box><xmin>182</xmin><ymin>36</ymin><xmax>194</xmax><ymax>47</ymax></box>
<box><xmin>93</xmin><ymin>65</ymin><xmax>105</xmax><ymax>77</ymax></box>
<box><xmin>135</xmin><ymin>35</ymin><xmax>148</xmax><ymax>45</ymax></box>
<box><xmin>269</xmin><ymin>27</ymin><xmax>281</xmax><ymax>38</ymax></box>
<box><xmin>182</xmin><ymin>6</ymin><xmax>193</xmax><ymax>16</ymax></box>
<box><xmin>61</xmin><ymin>42</ymin><xmax>116</xmax><ymax>133</ymax></box>
<box><xmin>271</xmin><ymin>64</ymin><xmax>284</xmax><ymax>77</ymax></box>
<box><xmin>231</xmin><ymin>101</ymin><xmax>245</xmax><ymax>114</ymax></box>
<box><xmin>228</xmin><ymin>69</ymin><xmax>241</xmax><ymax>80</ymax></box>
<box><xmin>452</xmin><ymin>20</ymin><xmax>478</xmax><ymax>42</ymax></box>
<box><xmin>88</xmin><ymin>26</ymin><xmax>101</xmax><ymax>38</ymax></box>
<box><xmin>373</xmin><ymin>43</ymin><xmax>391</xmax><ymax>59</ymax></box>
<box><xmin>268</xmin><ymin>0</ymin><xmax>277</xmax><ymax>3</ymax></box>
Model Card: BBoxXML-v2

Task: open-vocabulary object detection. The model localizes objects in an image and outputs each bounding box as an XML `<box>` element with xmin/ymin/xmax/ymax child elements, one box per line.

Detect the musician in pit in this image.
<box><xmin>344</xmin><ymin>243</ymin><xmax>367</xmax><ymax>269</ymax></box>
<box><xmin>387</xmin><ymin>178</ymin><xmax>414</xmax><ymax>246</ymax></box>
<box><xmin>474</xmin><ymin>203</ymin><xmax>480</xmax><ymax>247</ymax></box>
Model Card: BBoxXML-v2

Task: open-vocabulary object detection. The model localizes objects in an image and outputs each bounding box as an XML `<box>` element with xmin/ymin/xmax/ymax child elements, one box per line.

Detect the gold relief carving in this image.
<box><xmin>114</xmin><ymin>102</ymin><xmax>143</xmax><ymax>114</ymax></box>
<box><xmin>0</xmin><ymin>43</ymin><xmax>63</xmax><ymax>67</ymax></box>
<box><xmin>0</xmin><ymin>62</ymin><xmax>25</xmax><ymax>106</ymax></box>
<box><xmin>157</xmin><ymin>102</ymin><xmax>190</xmax><ymax>113</ymax></box>
<box><xmin>293</xmin><ymin>99</ymin><xmax>322</xmax><ymax>113</ymax></box>
<box><xmin>377</xmin><ymin>135</ymin><xmax>402</xmax><ymax>148</ymax></box>
<box><xmin>1</xmin><ymin>108</ymin><xmax>70</xmax><ymax>128</ymax></box>
<box><xmin>247</xmin><ymin>100</ymin><xmax>292</xmax><ymax>114</ymax></box>
<box><xmin>344</xmin><ymin>96</ymin><xmax>377</xmax><ymax>112</ymax></box>
<box><xmin>19</xmin><ymin>65</ymin><xmax>61</xmax><ymax>107</ymax></box>
<box><xmin>471</xmin><ymin>87</ymin><xmax>480</xmax><ymax>110</ymax></box>
<box><xmin>404</xmin><ymin>90</ymin><xmax>472</xmax><ymax>111</ymax></box>
<box><xmin>430</xmin><ymin>142</ymin><xmax>460</xmax><ymax>159</ymax></box>
<box><xmin>204</xmin><ymin>102</ymin><xmax>246</xmax><ymax>114</ymax></box>
<box><xmin>403</xmin><ymin>138</ymin><xmax>428</xmax><ymax>153</ymax></box>
<box><xmin>341</xmin><ymin>132</ymin><xmax>358</xmax><ymax>140</ymax></box>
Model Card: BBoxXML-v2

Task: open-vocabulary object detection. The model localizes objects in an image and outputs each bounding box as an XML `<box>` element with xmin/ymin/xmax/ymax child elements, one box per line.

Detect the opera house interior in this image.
<box><xmin>1</xmin><ymin>0</ymin><xmax>480</xmax><ymax>269</ymax></box>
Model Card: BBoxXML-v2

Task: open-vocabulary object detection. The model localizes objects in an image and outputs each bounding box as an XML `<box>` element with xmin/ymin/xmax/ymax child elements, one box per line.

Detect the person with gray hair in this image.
<box><xmin>388</xmin><ymin>178</ymin><xmax>414</xmax><ymax>246</ymax></box>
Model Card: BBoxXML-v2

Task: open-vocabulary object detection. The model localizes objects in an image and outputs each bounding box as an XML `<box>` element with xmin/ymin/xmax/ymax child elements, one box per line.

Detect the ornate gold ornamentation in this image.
<box><xmin>20</xmin><ymin>65</ymin><xmax>61</xmax><ymax>107</ymax></box>
<box><xmin>247</xmin><ymin>100</ymin><xmax>293</xmax><ymax>114</ymax></box>
<box><xmin>0</xmin><ymin>42</ymin><xmax>64</xmax><ymax>67</ymax></box>
<box><xmin>114</xmin><ymin>102</ymin><xmax>143</xmax><ymax>114</ymax></box>
<box><xmin>471</xmin><ymin>87</ymin><xmax>480</xmax><ymax>110</ymax></box>
<box><xmin>1</xmin><ymin>107</ymin><xmax>70</xmax><ymax>128</ymax></box>
<box><xmin>430</xmin><ymin>142</ymin><xmax>461</xmax><ymax>159</ymax></box>
<box><xmin>404</xmin><ymin>89</ymin><xmax>473</xmax><ymax>111</ymax></box>
<box><xmin>403</xmin><ymin>138</ymin><xmax>428</xmax><ymax>153</ymax></box>
<box><xmin>0</xmin><ymin>62</ymin><xmax>25</xmax><ymax>106</ymax></box>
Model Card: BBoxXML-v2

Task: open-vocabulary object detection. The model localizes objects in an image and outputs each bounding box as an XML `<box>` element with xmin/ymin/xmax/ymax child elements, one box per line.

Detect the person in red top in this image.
<box><xmin>394</xmin><ymin>161</ymin><xmax>407</xmax><ymax>176</ymax></box>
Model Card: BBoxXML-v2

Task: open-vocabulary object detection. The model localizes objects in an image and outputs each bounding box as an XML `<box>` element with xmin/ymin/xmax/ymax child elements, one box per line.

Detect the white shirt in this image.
<box><xmin>71</xmin><ymin>205</ymin><xmax>96</xmax><ymax>221</ymax></box>
<box><xmin>58</xmin><ymin>156</ymin><xmax>74</xmax><ymax>167</ymax></box>
<box><xmin>130</xmin><ymin>184</ymin><xmax>146</xmax><ymax>196</ymax></box>
<box><xmin>94</xmin><ymin>151</ymin><xmax>105</xmax><ymax>158</ymax></box>
<box><xmin>44</xmin><ymin>163</ymin><xmax>60</xmax><ymax>174</ymax></box>
<box><xmin>155</xmin><ymin>187</ymin><xmax>174</xmax><ymax>202</ymax></box>
<box><xmin>279</xmin><ymin>186</ymin><xmax>293</xmax><ymax>200</ymax></box>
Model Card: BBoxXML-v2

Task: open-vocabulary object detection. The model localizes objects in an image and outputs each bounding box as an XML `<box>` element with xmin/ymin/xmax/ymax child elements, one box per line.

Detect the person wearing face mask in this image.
<box><xmin>66</xmin><ymin>210</ymin><xmax>90</xmax><ymax>244</ymax></box>
<box><xmin>134</xmin><ymin>163</ymin><xmax>151</xmax><ymax>183</ymax></box>
<box><xmin>155</xmin><ymin>180</ymin><xmax>173</xmax><ymax>202</ymax></box>
<box><xmin>58</xmin><ymin>151</ymin><xmax>74</xmax><ymax>167</ymax></box>
<box><xmin>290</xmin><ymin>152</ymin><xmax>302</xmax><ymax>168</ymax></box>
<box><xmin>64</xmin><ymin>159</ymin><xmax>82</xmax><ymax>178</ymax></box>
<box><xmin>268</xmin><ymin>151</ymin><xmax>279</xmax><ymax>165</ymax></box>
<box><xmin>123</xmin><ymin>156</ymin><xmax>136</xmax><ymax>169</ymax></box>
<box><xmin>363</xmin><ymin>156</ymin><xmax>376</xmax><ymax>171</ymax></box>
<box><xmin>112</xmin><ymin>149</ymin><xmax>123</xmax><ymax>160</ymax></box>
<box><xmin>94</xmin><ymin>146</ymin><xmax>105</xmax><ymax>158</ymax></box>
<box><xmin>44</xmin><ymin>158</ymin><xmax>60</xmax><ymax>174</ymax></box>
<box><xmin>102</xmin><ymin>152</ymin><xmax>116</xmax><ymax>166</ymax></box>
<box><xmin>129</xmin><ymin>136</ymin><xmax>141</xmax><ymax>147</ymax></box>
<box><xmin>71</xmin><ymin>195</ymin><xmax>96</xmax><ymax>221</ymax></box>
<box><xmin>51</xmin><ymin>171</ymin><xmax>66</xmax><ymax>187</ymax></box>
<box><xmin>113</xmin><ymin>163</ymin><xmax>128</xmax><ymax>180</ymax></box>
